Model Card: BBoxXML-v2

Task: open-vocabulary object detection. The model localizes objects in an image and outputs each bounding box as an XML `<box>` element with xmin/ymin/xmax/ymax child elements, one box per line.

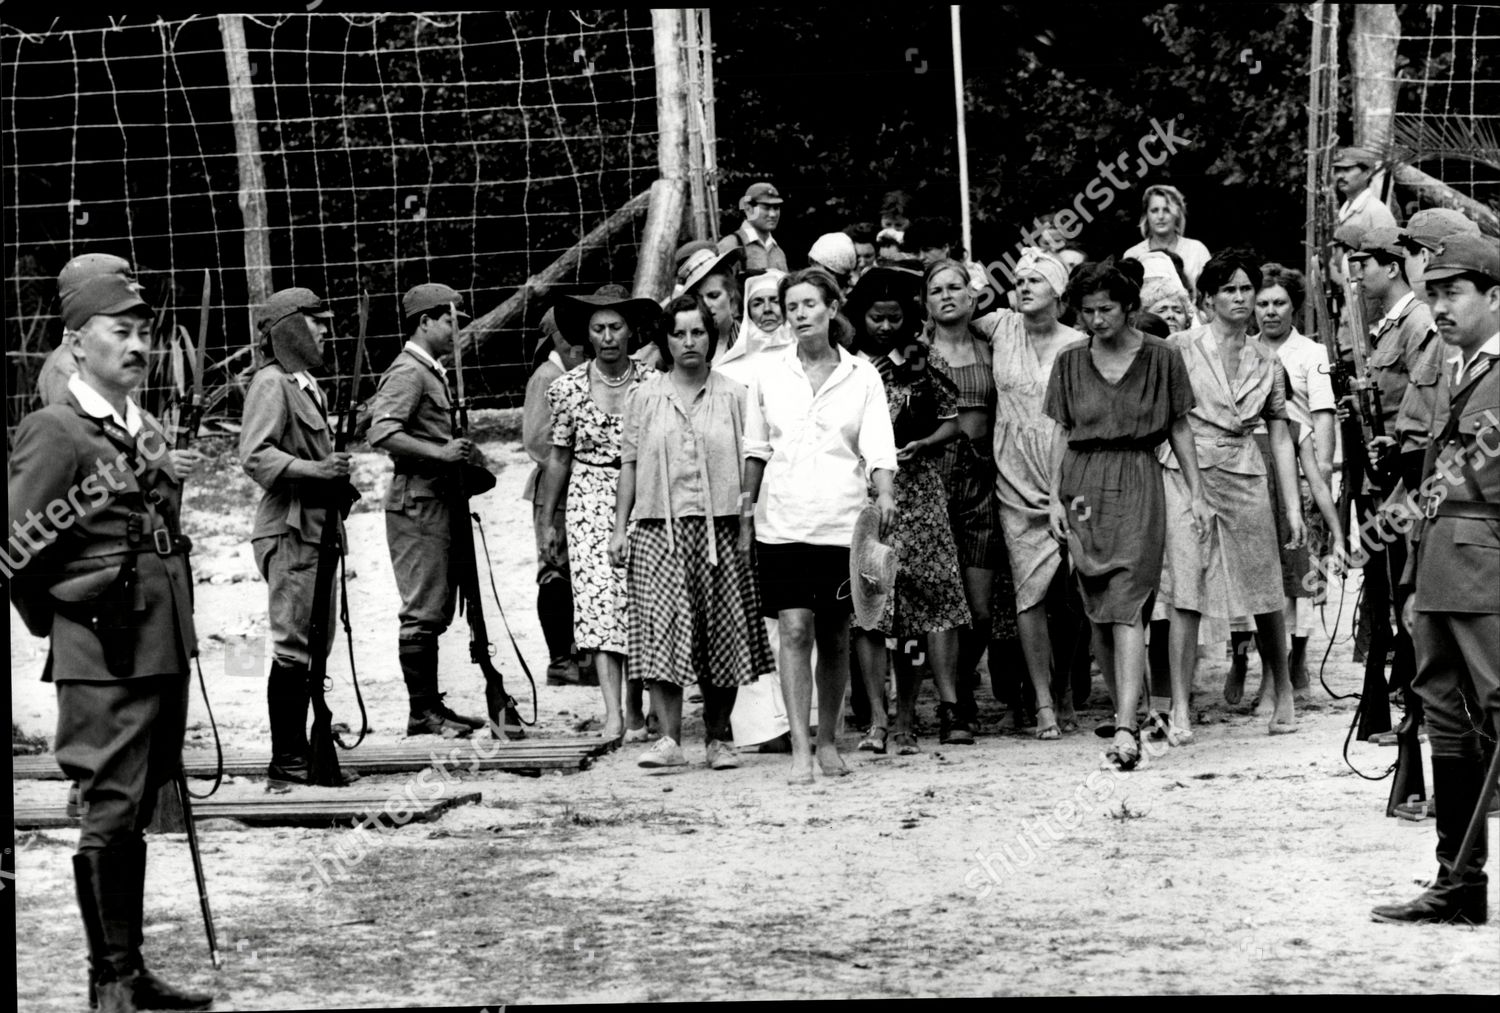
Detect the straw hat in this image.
<box><xmin>674</xmin><ymin>245</ymin><xmax>742</xmax><ymax>300</ymax></box>
<box><xmin>849</xmin><ymin>505</ymin><xmax>898</xmax><ymax>630</ymax></box>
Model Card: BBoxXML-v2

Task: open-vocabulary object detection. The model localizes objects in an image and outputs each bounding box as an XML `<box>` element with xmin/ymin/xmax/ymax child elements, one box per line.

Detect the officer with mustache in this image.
<box><xmin>7</xmin><ymin>255</ymin><xmax>212</xmax><ymax>1011</ymax></box>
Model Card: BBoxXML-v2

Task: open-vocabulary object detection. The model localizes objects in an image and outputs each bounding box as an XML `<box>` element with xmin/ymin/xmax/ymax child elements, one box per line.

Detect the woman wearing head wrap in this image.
<box><xmin>845</xmin><ymin>267</ymin><xmax>972</xmax><ymax>754</ymax></box>
<box><xmin>923</xmin><ymin>258</ymin><xmax>1020</xmax><ymax>742</ymax></box>
<box><xmin>1123</xmin><ymin>184</ymin><xmax>1212</xmax><ymax>291</ymax></box>
<box><xmin>975</xmin><ymin>248</ymin><xmax>1087</xmax><ymax>739</ymax></box>
<box><xmin>713</xmin><ymin>270</ymin><xmax>793</xmax><ymax>387</ymax></box>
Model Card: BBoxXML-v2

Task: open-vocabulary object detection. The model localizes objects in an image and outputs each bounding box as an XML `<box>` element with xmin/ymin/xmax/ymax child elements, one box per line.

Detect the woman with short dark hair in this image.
<box><xmin>1157</xmin><ymin>250</ymin><xmax>1306</xmax><ymax>738</ymax></box>
<box><xmin>1045</xmin><ymin>261</ymin><xmax>1206</xmax><ymax>769</ymax></box>
<box><xmin>610</xmin><ymin>294</ymin><xmax>774</xmax><ymax>770</ymax></box>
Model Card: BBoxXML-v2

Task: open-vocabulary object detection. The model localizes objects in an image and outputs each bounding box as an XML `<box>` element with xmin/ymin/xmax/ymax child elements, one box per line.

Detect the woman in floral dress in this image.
<box><xmin>846</xmin><ymin>267</ymin><xmax>972</xmax><ymax>754</ymax></box>
<box><xmin>538</xmin><ymin>290</ymin><xmax>663</xmax><ymax>741</ymax></box>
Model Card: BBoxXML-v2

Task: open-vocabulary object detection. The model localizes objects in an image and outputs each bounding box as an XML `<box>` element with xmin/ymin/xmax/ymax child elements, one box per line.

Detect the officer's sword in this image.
<box><xmin>176</xmin><ymin>269</ymin><xmax>211</xmax><ymax>451</ymax></box>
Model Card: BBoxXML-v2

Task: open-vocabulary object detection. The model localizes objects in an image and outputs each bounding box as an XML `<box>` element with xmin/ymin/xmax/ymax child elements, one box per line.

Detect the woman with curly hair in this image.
<box><xmin>844</xmin><ymin>266</ymin><xmax>971</xmax><ymax>755</ymax></box>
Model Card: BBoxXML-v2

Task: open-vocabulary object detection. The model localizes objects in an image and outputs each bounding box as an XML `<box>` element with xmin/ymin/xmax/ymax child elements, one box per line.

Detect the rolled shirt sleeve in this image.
<box><xmin>743</xmin><ymin>371</ymin><xmax>772</xmax><ymax>462</ymax></box>
<box><xmin>366</xmin><ymin>365</ymin><xmax>423</xmax><ymax>447</ymax></box>
<box><xmin>857</xmin><ymin>364</ymin><xmax>899</xmax><ymax>478</ymax></box>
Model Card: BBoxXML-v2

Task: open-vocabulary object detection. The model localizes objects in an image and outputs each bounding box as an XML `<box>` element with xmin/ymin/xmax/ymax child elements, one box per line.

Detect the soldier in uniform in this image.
<box><xmin>1346</xmin><ymin>227</ymin><xmax>1440</xmax><ymax>712</ymax></box>
<box><xmin>369</xmin><ymin>283</ymin><xmax>495</xmax><ymax>737</ymax></box>
<box><xmin>7</xmin><ymin>257</ymin><xmax>212</xmax><ymax>1010</ymax></box>
<box><xmin>1372</xmin><ymin>234</ymin><xmax>1500</xmax><ymax>925</ymax></box>
<box><xmin>239</xmin><ymin>287</ymin><xmax>359</xmax><ymax>786</ymax></box>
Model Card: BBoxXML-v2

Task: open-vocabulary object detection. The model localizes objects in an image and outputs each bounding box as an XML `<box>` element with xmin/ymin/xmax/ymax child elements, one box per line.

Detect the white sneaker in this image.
<box><xmin>706</xmin><ymin>740</ymin><xmax>741</xmax><ymax>770</ymax></box>
<box><xmin>638</xmin><ymin>736</ymin><xmax>687</xmax><ymax>768</ymax></box>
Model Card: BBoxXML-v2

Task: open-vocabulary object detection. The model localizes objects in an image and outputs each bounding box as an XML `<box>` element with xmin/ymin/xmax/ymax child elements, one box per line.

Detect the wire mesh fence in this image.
<box><xmin>3</xmin><ymin>11</ymin><xmax>659</xmax><ymax>433</ymax></box>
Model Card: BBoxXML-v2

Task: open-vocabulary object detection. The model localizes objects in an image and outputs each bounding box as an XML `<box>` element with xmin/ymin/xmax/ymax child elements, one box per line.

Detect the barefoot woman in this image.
<box><xmin>742</xmin><ymin>268</ymin><xmax>898</xmax><ymax>784</ymax></box>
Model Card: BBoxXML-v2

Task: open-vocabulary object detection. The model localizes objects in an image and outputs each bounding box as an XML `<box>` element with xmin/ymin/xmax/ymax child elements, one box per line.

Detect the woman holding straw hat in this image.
<box><xmin>845</xmin><ymin>266</ymin><xmax>972</xmax><ymax>754</ymax></box>
<box><xmin>538</xmin><ymin>288</ymin><xmax>663</xmax><ymax>741</ymax></box>
<box><xmin>609</xmin><ymin>293</ymin><xmax>775</xmax><ymax>771</ymax></box>
<box><xmin>742</xmin><ymin>268</ymin><xmax>898</xmax><ymax>784</ymax></box>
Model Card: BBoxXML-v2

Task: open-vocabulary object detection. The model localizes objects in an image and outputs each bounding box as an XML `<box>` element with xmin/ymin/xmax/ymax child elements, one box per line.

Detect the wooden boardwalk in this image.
<box><xmin>16</xmin><ymin>790</ymin><xmax>484</xmax><ymax>830</ymax></box>
<box><xmin>13</xmin><ymin>736</ymin><xmax>616</xmax><ymax>782</ymax></box>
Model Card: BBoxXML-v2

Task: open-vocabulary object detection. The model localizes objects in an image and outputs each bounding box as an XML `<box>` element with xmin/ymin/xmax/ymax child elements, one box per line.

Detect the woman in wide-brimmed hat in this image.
<box><xmin>538</xmin><ymin>286</ymin><xmax>664</xmax><ymax>741</ymax></box>
<box><xmin>609</xmin><ymin>292</ymin><xmax>775</xmax><ymax>771</ymax></box>
<box><xmin>846</xmin><ymin>266</ymin><xmax>972</xmax><ymax>755</ymax></box>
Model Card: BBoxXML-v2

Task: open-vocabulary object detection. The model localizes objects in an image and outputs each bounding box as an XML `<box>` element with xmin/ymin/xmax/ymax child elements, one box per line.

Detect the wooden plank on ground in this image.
<box><xmin>16</xmin><ymin>791</ymin><xmax>483</xmax><ymax>830</ymax></box>
<box><xmin>13</xmin><ymin>738</ymin><xmax>614</xmax><ymax>781</ymax></box>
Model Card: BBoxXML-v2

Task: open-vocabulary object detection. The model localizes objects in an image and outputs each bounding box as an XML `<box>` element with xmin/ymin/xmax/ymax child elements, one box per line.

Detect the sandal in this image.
<box><xmin>893</xmin><ymin>732</ymin><xmax>921</xmax><ymax>755</ymax></box>
<box><xmin>858</xmin><ymin>726</ymin><xmax>889</xmax><ymax>754</ymax></box>
<box><xmin>1104</xmin><ymin>726</ymin><xmax>1141</xmax><ymax>771</ymax></box>
<box><xmin>1035</xmin><ymin>705</ymin><xmax>1061</xmax><ymax>741</ymax></box>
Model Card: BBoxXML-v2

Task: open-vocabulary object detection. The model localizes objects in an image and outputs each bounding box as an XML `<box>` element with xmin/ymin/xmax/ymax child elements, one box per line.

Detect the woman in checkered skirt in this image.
<box><xmin>609</xmin><ymin>294</ymin><xmax>775</xmax><ymax>771</ymax></box>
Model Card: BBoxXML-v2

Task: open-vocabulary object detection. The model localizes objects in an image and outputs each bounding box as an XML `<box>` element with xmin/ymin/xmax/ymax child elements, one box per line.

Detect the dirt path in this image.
<box><xmin>12</xmin><ymin>431</ymin><xmax>1499</xmax><ymax>1003</ymax></box>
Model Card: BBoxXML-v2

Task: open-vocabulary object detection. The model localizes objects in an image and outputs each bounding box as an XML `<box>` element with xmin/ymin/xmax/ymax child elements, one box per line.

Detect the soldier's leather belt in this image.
<box><xmin>73</xmin><ymin>533</ymin><xmax>194</xmax><ymax>559</ymax></box>
<box><xmin>1432</xmin><ymin>500</ymin><xmax>1500</xmax><ymax>520</ymax></box>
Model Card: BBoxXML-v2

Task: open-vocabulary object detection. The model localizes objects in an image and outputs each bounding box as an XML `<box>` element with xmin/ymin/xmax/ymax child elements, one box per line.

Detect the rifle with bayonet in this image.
<box><xmin>304</xmin><ymin>289</ymin><xmax>369</xmax><ymax>785</ymax></box>
<box><xmin>446</xmin><ymin>303</ymin><xmax>533</xmax><ymax>739</ymax></box>
<box><xmin>166</xmin><ymin>267</ymin><xmax>221</xmax><ymax>968</ymax></box>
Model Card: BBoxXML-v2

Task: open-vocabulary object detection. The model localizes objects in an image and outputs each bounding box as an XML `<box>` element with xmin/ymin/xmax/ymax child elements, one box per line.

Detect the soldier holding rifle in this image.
<box><xmin>7</xmin><ymin>256</ymin><xmax>212</xmax><ymax>1010</ymax></box>
<box><xmin>240</xmin><ymin>287</ymin><xmax>360</xmax><ymax>787</ymax></box>
<box><xmin>1372</xmin><ymin>234</ymin><xmax>1500</xmax><ymax>925</ymax></box>
<box><xmin>369</xmin><ymin>283</ymin><xmax>495</xmax><ymax>737</ymax></box>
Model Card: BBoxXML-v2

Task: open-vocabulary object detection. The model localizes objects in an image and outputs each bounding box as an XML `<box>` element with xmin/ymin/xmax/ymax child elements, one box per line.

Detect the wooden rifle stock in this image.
<box><xmin>448</xmin><ymin>302</ymin><xmax>523</xmax><ymax>739</ymax></box>
<box><xmin>305</xmin><ymin>290</ymin><xmax>368</xmax><ymax>785</ymax></box>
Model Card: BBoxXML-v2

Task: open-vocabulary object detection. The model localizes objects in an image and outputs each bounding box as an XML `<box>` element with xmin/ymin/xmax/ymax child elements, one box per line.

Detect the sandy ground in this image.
<box><xmin>11</xmin><ymin>424</ymin><xmax>1500</xmax><ymax>1004</ymax></box>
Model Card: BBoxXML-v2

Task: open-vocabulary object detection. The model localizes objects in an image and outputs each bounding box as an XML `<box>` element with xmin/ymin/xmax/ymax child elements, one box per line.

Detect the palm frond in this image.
<box><xmin>1390</xmin><ymin>114</ymin><xmax>1500</xmax><ymax>173</ymax></box>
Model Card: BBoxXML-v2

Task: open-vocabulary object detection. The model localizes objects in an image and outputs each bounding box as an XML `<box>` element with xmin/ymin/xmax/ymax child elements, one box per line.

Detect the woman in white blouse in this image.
<box><xmin>741</xmin><ymin>268</ymin><xmax>898</xmax><ymax>785</ymax></box>
<box><xmin>1123</xmin><ymin>184</ymin><xmax>1212</xmax><ymax>293</ymax></box>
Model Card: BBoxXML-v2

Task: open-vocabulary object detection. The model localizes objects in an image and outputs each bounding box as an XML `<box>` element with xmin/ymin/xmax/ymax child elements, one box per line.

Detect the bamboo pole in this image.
<box><xmin>457</xmin><ymin>189</ymin><xmax>652</xmax><ymax>358</ymax></box>
<box><xmin>950</xmin><ymin>6</ymin><xmax>972</xmax><ymax>259</ymax></box>
<box><xmin>699</xmin><ymin>9</ymin><xmax>721</xmax><ymax>244</ymax></box>
<box><xmin>1351</xmin><ymin>4</ymin><xmax>1399</xmax><ymax>151</ymax></box>
<box><xmin>218</xmin><ymin>15</ymin><xmax>273</xmax><ymax>343</ymax></box>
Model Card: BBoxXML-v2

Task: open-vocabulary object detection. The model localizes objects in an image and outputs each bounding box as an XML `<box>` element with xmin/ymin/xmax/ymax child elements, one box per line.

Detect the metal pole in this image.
<box><xmin>1304</xmin><ymin>2</ymin><xmax>1326</xmax><ymax>337</ymax></box>
<box><xmin>950</xmin><ymin>6</ymin><xmax>972</xmax><ymax>259</ymax></box>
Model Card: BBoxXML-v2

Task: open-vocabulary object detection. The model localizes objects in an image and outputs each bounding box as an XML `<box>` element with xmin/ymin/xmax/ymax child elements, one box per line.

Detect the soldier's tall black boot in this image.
<box><xmin>121</xmin><ymin>839</ymin><xmax>214</xmax><ymax>1009</ymax></box>
<box><xmin>1371</xmin><ymin>755</ymin><xmax>1489</xmax><ymax>925</ymax></box>
<box><xmin>266</xmin><ymin>661</ymin><xmax>311</xmax><ymax>785</ymax></box>
<box><xmin>401</xmin><ymin>639</ymin><xmax>474</xmax><ymax>738</ymax></box>
<box><xmin>78</xmin><ymin>842</ymin><xmax>213</xmax><ymax>1011</ymax></box>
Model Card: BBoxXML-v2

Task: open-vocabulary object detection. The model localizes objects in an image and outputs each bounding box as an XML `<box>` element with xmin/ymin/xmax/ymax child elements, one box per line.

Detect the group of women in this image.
<box><xmin>533</xmin><ymin>183</ymin><xmax>1346</xmax><ymax>780</ymax></box>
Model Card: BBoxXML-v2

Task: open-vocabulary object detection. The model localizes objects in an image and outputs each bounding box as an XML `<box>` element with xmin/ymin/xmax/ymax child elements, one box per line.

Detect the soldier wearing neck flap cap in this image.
<box><xmin>256</xmin><ymin>287</ymin><xmax>334</xmax><ymax>374</ymax></box>
<box><xmin>239</xmin><ymin>285</ymin><xmax>360</xmax><ymax>788</ymax></box>
<box><xmin>8</xmin><ymin>248</ymin><xmax>211</xmax><ymax>1011</ymax></box>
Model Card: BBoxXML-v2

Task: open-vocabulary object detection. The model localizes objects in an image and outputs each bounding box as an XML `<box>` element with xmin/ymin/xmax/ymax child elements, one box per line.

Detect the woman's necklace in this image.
<box><xmin>592</xmin><ymin>360</ymin><xmax>632</xmax><ymax>388</ymax></box>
